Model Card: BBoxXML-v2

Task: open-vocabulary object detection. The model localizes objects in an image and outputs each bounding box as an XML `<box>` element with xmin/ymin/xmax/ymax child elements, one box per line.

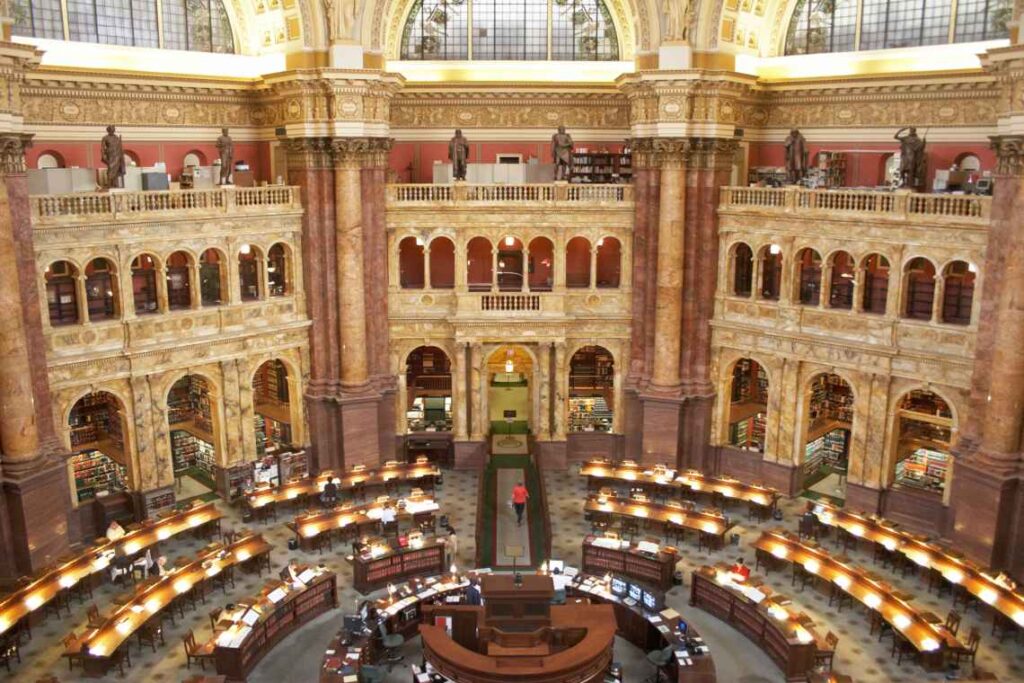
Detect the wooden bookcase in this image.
<box><xmin>353</xmin><ymin>543</ymin><xmax>446</xmax><ymax>594</ymax></box>
<box><xmin>581</xmin><ymin>537</ymin><xmax>676</xmax><ymax>591</ymax></box>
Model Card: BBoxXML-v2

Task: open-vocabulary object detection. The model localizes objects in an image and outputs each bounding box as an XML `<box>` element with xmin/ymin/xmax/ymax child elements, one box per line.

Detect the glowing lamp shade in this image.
<box><xmin>702</xmin><ymin>522</ymin><xmax>718</xmax><ymax>534</ymax></box>
<box><xmin>235</xmin><ymin>549</ymin><xmax>251</xmax><ymax>562</ymax></box>
<box><xmin>892</xmin><ymin>614</ymin><xmax>911</xmax><ymax>630</ymax></box>
<box><xmin>174</xmin><ymin>579</ymin><xmax>192</xmax><ymax>594</ymax></box>
<box><xmin>833</xmin><ymin>574</ymin><xmax>851</xmax><ymax>590</ymax></box>
<box><xmin>89</xmin><ymin>644</ymin><xmax>106</xmax><ymax>657</ymax></box>
<box><xmin>157</xmin><ymin>528</ymin><xmax>170</xmax><ymax>540</ymax></box>
<box><xmin>921</xmin><ymin>637</ymin><xmax>940</xmax><ymax>651</ymax></box>
<box><xmin>803</xmin><ymin>559</ymin><xmax>820</xmax><ymax>574</ymax></box>
<box><xmin>189</xmin><ymin>515</ymin><xmax>203</xmax><ymax>528</ymax></box>
<box><xmin>206</xmin><ymin>564</ymin><xmax>221</xmax><ymax>577</ymax></box>
<box><xmin>753</xmin><ymin>495</ymin><xmax>768</xmax><ymax>506</ymax></box>
<box><xmin>450</xmin><ymin>564</ymin><xmax>457</xmax><ymax>575</ymax></box>
<box><xmin>116</xmin><ymin>619</ymin><xmax>132</xmax><ymax>635</ymax></box>
<box><xmin>771</xmin><ymin>545</ymin><xmax>788</xmax><ymax>559</ymax></box>
<box><xmin>943</xmin><ymin>568</ymin><xmax>964</xmax><ymax>584</ymax></box>
<box><xmin>124</xmin><ymin>541</ymin><xmax>140</xmax><ymax>555</ymax></box>
<box><xmin>794</xmin><ymin>627</ymin><xmax>813</xmax><ymax>644</ymax></box>
<box><xmin>59</xmin><ymin>574</ymin><xmax>77</xmax><ymax>589</ymax></box>
<box><xmin>504</xmin><ymin>236</ymin><xmax>515</xmax><ymax>247</ymax></box>
<box><xmin>769</xmin><ymin>244</ymin><xmax>781</xmax><ymax>255</ymax></box>
<box><xmin>634</xmin><ymin>507</ymin><xmax>648</xmax><ymax>518</ymax></box>
<box><xmin>911</xmin><ymin>551</ymin><xmax>930</xmax><ymax>568</ymax></box>
<box><xmin>670</xmin><ymin>514</ymin><xmax>684</xmax><ymax>526</ymax></box>
<box><xmin>768</xmin><ymin>604</ymin><xmax>788</xmax><ymax>621</ymax></box>
<box><xmin>302</xmin><ymin>526</ymin><xmax>318</xmax><ymax>538</ymax></box>
<box><xmin>979</xmin><ymin>587</ymin><xmax>998</xmax><ymax>604</ymax></box>
<box><xmin>864</xmin><ymin>593</ymin><xmax>881</xmax><ymax>609</ymax></box>
<box><xmin>1013</xmin><ymin>610</ymin><xmax>1024</xmax><ymax>626</ymax></box>
<box><xmin>849</xmin><ymin>524</ymin><xmax>864</xmax><ymax>537</ymax></box>
<box><xmin>240</xmin><ymin>243</ymin><xmax>251</xmax><ymax>255</ymax></box>
<box><xmin>720</xmin><ymin>486</ymin><xmax>735</xmax><ymax>498</ymax></box>
<box><xmin>287</xmin><ymin>490</ymin><xmax>299</xmax><ymax>500</ymax></box>
<box><xmin>24</xmin><ymin>594</ymin><xmax>43</xmax><ymax>611</ymax></box>
<box><xmin>146</xmin><ymin>598</ymin><xmax>161</xmax><ymax>613</ymax></box>
<box><xmin>882</xmin><ymin>538</ymin><xmax>897</xmax><ymax>551</ymax></box>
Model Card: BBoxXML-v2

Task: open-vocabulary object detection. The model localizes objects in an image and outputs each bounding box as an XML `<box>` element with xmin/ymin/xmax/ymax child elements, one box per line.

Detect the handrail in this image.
<box><xmin>533</xmin><ymin>452</ymin><xmax>553</xmax><ymax>565</ymax></box>
<box><xmin>720</xmin><ymin>186</ymin><xmax>991</xmax><ymax>223</ymax></box>
<box><xmin>31</xmin><ymin>186</ymin><xmax>301</xmax><ymax>222</ymax></box>
<box><xmin>387</xmin><ymin>183</ymin><xmax>633</xmax><ymax>205</ymax></box>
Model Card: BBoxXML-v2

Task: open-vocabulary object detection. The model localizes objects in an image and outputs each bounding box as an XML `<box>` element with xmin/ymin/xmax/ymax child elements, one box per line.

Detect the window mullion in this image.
<box><xmin>156</xmin><ymin>0</ymin><xmax>163</xmax><ymax>48</ymax></box>
<box><xmin>60</xmin><ymin>0</ymin><xmax>70</xmax><ymax>40</ymax></box>
<box><xmin>547</xmin><ymin>0</ymin><xmax>552</xmax><ymax>59</ymax></box>
<box><xmin>853</xmin><ymin>0</ymin><xmax>864</xmax><ymax>50</ymax></box>
<box><xmin>468</xmin><ymin>0</ymin><xmax>473</xmax><ymax>59</ymax></box>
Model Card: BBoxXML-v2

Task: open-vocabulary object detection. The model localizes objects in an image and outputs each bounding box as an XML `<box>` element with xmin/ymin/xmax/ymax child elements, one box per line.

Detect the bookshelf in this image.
<box><xmin>729</xmin><ymin>411</ymin><xmax>766</xmax><ymax>452</ymax></box>
<box><xmin>894</xmin><ymin>448</ymin><xmax>949</xmax><ymax>493</ymax></box>
<box><xmin>69</xmin><ymin>450</ymin><xmax>127</xmax><ymax>503</ymax></box>
<box><xmin>808</xmin><ymin>375</ymin><xmax>853</xmax><ymax>424</ymax></box>
<box><xmin>582</xmin><ymin>537</ymin><xmax>676</xmax><ymax>590</ymax></box>
<box><xmin>171</xmin><ymin>430</ymin><xmax>196</xmax><ymax>472</ymax></box>
<box><xmin>570</xmin><ymin>146</ymin><xmax>632</xmax><ymax>184</ymax></box>
<box><xmin>142</xmin><ymin>486</ymin><xmax>176</xmax><ymax>518</ymax></box>
<box><xmin>747</xmin><ymin>166</ymin><xmax>787</xmax><ymax>186</ymax></box>
<box><xmin>815</xmin><ymin>151</ymin><xmax>847</xmax><ymax>188</ymax></box>
<box><xmin>354</xmin><ymin>542</ymin><xmax>446</xmax><ymax>594</ymax></box>
<box><xmin>277</xmin><ymin>450</ymin><xmax>308</xmax><ymax>482</ymax></box>
<box><xmin>569</xmin><ymin>396</ymin><xmax>613</xmax><ymax>433</ymax></box>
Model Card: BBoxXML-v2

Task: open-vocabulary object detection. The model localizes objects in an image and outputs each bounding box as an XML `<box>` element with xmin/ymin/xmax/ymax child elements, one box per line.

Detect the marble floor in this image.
<box><xmin>5</xmin><ymin>464</ymin><xmax>1023</xmax><ymax>683</ymax></box>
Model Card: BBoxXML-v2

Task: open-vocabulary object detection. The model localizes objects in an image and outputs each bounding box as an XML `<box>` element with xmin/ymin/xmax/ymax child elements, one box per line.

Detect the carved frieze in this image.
<box><xmin>389</xmin><ymin>90</ymin><xmax>630</xmax><ymax>130</ymax></box>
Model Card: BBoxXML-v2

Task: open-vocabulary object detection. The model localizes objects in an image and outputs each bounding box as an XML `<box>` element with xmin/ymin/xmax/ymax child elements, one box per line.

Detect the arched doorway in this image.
<box><xmin>727</xmin><ymin>359</ymin><xmax>768</xmax><ymax>453</ymax></box>
<box><xmin>167</xmin><ymin>374</ymin><xmax>219</xmax><ymax>494</ymax></box>
<box><xmin>892</xmin><ymin>390</ymin><xmax>954</xmax><ymax>496</ymax></box>
<box><xmin>467</xmin><ymin>237</ymin><xmax>493</xmax><ymax>291</ymax></box>
<box><xmin>85</xmin><ymin>258</ymin><xmax>118</xmax><ymax>321</ymax></box>
<box><xmin>253</xmin><ymin>359</ymin><xmax>294</xmax><ymax>454</ymax></box>
<box><xmin>497</xmin><ymin>236</ymin><xmax>524</xmax><ymax>291</ymax></box>
<box><xmin>405</xmin><ymin>346</ymin><xmax>453</xmax><ymax>433</ymax></box>
<box><xmin>568</xmin><ymin>346</ymin><xmax>614</xmax><ymax>433</ymax></box>
<box><xmin>802</xmin><ymin>373</ymin><xmax>854</xmax><ymax>500</ymax></box>
<box><xmin>45</xmin><ymin>260</ymin><xmax>80</xmax><ymax>326</ymax></box>
<box><xmin>487</xmin><ymin>345</ymin><xmax>534</xmax><ymax>446</ymax></box>
<box><xmin>528</xmin><ymin>237</ymin><xmax>554</xmax><ymax>291</ymax></box>
<box><xmin>68</xmin><ymin>392</ymin><xmax>130</xmax><ymax>504</ymax></box>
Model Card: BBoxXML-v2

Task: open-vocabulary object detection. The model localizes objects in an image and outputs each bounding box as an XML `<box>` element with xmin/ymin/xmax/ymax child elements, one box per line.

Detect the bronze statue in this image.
<box><xmin>784</xmin><ymin>128</ymin><xmax>807</xmax><ymax>184</ymax></box>
<box><xmin>216</xmin><ymin>128</ymin><xmax>234</xmax><ymax>185</ymax></box>
<box><xmin>551</xmin><ymin>125</ymin><xmax>574</xmax><ymax>181</ymax></box>
<box><xmin>895</xmin><ymin>127</ymin><xmax>927</xmax><ymax>189</ymax></box>
<box><xmin>448</xmin><ymin>129</ymin><xmax>469</xmax><ymax>181</ymax></box>
<box><xmin>101</xmin><ymin>125</ymin><xmax>125</xmax><ymax>189</ymax></box>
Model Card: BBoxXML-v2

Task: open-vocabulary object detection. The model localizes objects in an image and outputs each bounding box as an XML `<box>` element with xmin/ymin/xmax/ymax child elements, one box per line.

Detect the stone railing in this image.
<box><xmin>386</xmin><ymin>183</ymin><xmax>633</xmax><ymax>206</ymax></box>
<box><xmin>480</xmin><ymin>293</ymin><xmax>542</xmax><ymax>312</ymax></box>
<box><xmin>720</xmin><ymin>186</ymin><xmax>991</xmax><ymax>223</ymax></box>
<box><xmin>31</xmin><ymin>186</ymin><xmax>302</xmax><ymax>223</ymax></box>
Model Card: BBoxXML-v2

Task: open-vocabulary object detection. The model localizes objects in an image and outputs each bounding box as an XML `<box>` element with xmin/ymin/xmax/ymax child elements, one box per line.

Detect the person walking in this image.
<box><xmin>511</xmin><ymin>481</ymin><xmax>529</xmax><ymax>527</ymax></box>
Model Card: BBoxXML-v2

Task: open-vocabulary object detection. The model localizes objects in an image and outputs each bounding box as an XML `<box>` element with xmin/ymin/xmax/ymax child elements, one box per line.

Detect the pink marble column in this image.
<box><xmin>627</xmin><ymin>139</ymin><xmax>652</xmax><ymax>383</ymax></box>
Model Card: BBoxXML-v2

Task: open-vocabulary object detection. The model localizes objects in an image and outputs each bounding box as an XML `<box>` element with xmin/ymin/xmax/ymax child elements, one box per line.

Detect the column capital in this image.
<box><xmin>990</xmin><ymin>135</ymin><xmax>1024</xmax><ymax>176</ymax></box>
<box><xmin>631</xmin><ymin>136</ymin><xmax>739</xmax><ymax>171</ymax></box>
<box><xmin>281</xmin><ymin>136</ymin><xmax>333</xmax><ymax>170</ymax></box>
<box><xmin>0</xmin><ymin>133</ymin><xmax>32</xmax><ymax>176</ymax></box>
<box><xmin>331</xmin><ymin>137</ymin><xmax>393</xmax><ymax>168</ymax></box>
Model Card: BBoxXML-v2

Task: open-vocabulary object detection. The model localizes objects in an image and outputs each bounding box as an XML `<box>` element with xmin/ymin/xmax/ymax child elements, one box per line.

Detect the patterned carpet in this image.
<box><xmin>5</xmin><ymin>465</ymin><xmax>1024</xmax><ymax>683</ymax></box>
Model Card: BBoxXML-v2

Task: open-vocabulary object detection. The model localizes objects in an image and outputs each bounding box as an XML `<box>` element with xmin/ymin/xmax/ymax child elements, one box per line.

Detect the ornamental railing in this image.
<box><xmin>720</xmin><ymin>186</ymin><xmax>990</xmax><ymax>223</ymax></box>
<box><xmin>386</xmin><ymin>183</ymin><xmax>633</xmax><ymax>205</ymax></box>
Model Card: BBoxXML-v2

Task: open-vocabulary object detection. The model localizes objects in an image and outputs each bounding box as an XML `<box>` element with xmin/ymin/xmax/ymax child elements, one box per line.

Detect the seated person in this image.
<box><xmin>380</xmin><ymin>504</ymin><xmax>398</xmax><ymax>533</ymax></box>
<box><xmin>321</xmin><ymin>477</ymin><xmax>339</xmax><ymax>508</ymax></box>
<box><xmin>280</xmin><ymin>559</ymin><xmax>303</xmax><ymax>583</ymax></box>
<box><xmin>466</xmin><ymin>578</ymin><xmax>482</xmax><ymax>606</ymax></box>
<box><xmin>551</xmin><ymin>567</ymin><xmax>571</xmax><ymax>592</ymax></box>
<box><xmin>995</xmin><ymin>571</ymin><xmax>1018</xmax><ymax>591</ymax></box>
<box><xmin>150</xmin><ymin>555</ymin><xmax>168</xmax><ymax>577</ymax></box>
<box><xmin>729</xmin><ymin>558</ymin><xmax>751</xmax><ymax>582</ymax></box>
<box><xmin>106</xmin><ymin>520</ymin><xmax>126</xmax><ymax>542</ymax></box>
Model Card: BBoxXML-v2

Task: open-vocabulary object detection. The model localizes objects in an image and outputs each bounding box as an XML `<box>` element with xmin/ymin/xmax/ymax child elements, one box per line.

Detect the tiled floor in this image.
<box><xmin>6</xmin><ymin>465</ymin><xmax>1024</xmax><ymax>683</ymax></box>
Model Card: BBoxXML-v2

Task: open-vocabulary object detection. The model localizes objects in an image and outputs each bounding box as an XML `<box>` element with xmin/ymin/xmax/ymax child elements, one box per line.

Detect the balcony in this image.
<box><xmin>720</xmin><ymin>186</ymin><xmax>991</xmax><ymax>225</ymax></box>
<box><xmin>389</xmin><ymin>287</ymin><xmax>631</xmax><ymax>321</ymax></box>
<box><xmin>386</xmin><ymin>183</ymin><xmax>634</xmax><ymax>207</ymax></box>
<box><xmin>30</xmin><ymin>186</ymin><xmax>302</xmax><ymax>225</ymax></box>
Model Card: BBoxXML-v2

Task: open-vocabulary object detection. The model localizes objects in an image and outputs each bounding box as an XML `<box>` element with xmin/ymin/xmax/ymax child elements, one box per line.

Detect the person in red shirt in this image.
<box><xmin>730</xmin><ymin>557</ymin><xmax>751</xmax><ymax>582</ymax></box>
<box><xmin>511</xmin><ymin>482</ymin><xmax>529</xmax><ymax>527</ymax></box>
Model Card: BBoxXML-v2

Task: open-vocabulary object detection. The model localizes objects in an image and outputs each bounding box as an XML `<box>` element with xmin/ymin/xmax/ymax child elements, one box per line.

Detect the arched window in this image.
<box><xmin>167</xmin><ymin>374</ymin><xmax>220</xmax><ymax>476</ymax></box>
<box><xmin>405</xmin><ymin>347</ymin><xmax>453</xmax><ymax>433</ymax></box>
<box><xmin>803</xmin><ymin>373</ymin><xmax>854</xmax><ymax>497</ymax></box>
<box><xmin>759</xmin><ymin>245</ymin><xmax>783</xmax><ymax>301</ymax></box>
<box><xmin>568</xmin><ymin>346</ymin><xmax>614</xmax><ymax>432</ymax></box>
<box><xmin>941</xmin><ymin>260</ymin><xmax>975</xmax><ymax>325</ymax></box>
<box><xmin>727</xmin><ymin>358</ymin><xmax>768</xmax><ymax>452</ymax></box>
<box><xmin>131</xmin><ymin>254</ymin><xmax>159</xmax><ymax>315</ymax></box>
<box><xmin>795</xmin><ymin>248</ymin><xmax>822</xmax><ymax>305</ymax></box>
<box><xmin>166</xmin><ymin>251</ymin><xmax>192</xmax><ymax>310</ymax></box>
<box><xmin>238</xmin><ymin>244</ymin><xmax>262</xmax><ymax>301</ymax></box>
<box><xmin>467</xmin><ymin>237</ymin><xmax>493</xmax><ymax>291</ymax></box>
<box><xmin>14</xmin><ymin>0</ymin><xmax>235</xmax><ymax>53</ymax></box>
<box><xmin>268</xmin><ymin>244</ymin><xmax>289</xmax><ymax>296</ymax></box>
<box><xmin>732</xmin><ymin>243</ymin><xmax>753</xmax><ymax>297</ymax></box>
<box><xmin>893</xmin><ymin>389</ymin><xmax>954</xmax><ymax>494</ymax></box>
<box><xmin>785</xmin><ymin>0</ymin><xmax>1010</xmax><ymax>55</ymax></box>
<box><xmin>253</xmin><ymin>359</ymin><xmax>294</xmax><ymax>451</ymax></box>
<box><xmin>399</xmin><ymin>236</ymin><xmax>426</xmax><ymax>289</ymax></box>
<box><xmin>429</xmin><ymin>237</ymin><xmax>456</xmax><ymax>289</ymax></box>
<box><xmin>528</xmin><ymin>237</ymin><xmax>554</xmax><ymax>291</ymax></box>
<box><xmin>903</xmin><ymin>257</ymin><xmax>936</xmax><ymax>320</ymax></box>
<box><xmin>37</xmin><ymin>151</ymin><xmax>63</xmax><ymax>169</ymax></box>
<box><xmin>827</xmin><ymin>251</ymin><xmax>855</xmax><ymax>309</ymax></box>
<box><xmin>46</xmin><ymin>260</ymin><xmax>79</xmax><ymax>326</ymax></box>
<box><xmin>497</xmin><ymin>236</ymin><xmax>525</xmax><ymax>291</ymax></box>
<box><xmin>68</xmin><ymin>392</ymin><xmax>129</xmax><ymax>502</ymax></box>
<box><xmin>861</xmin><ymin>253</ymin><xmax>890</xmax><ymax>314</ymax></box>
<box><xmin>183</xmin><ymin>151</ymin><xmax>205</xmax><ymax>169</ymax></box>
<box><xmin>199</xmin><ymin>248</ymin><xmax>224</xmax><ymax>306</ymax></box>
<box><xmin>595</xmin><ymin>237</ymin><xmax>621</xmax><ymax>288</ymax></box>
<box><xmin>85</xmin><ymin>258</ymin><xmax>117</xmax><ymax>321</ymax></box>
<box><xmin>401</xmin><ymin>0</ymin><xmax>620</xmax><ymax>61</ymax></box>
<box><xmin>566</xmin><ymin>236</ymin><xmax>592</xmax><ymax>288</ymax></box>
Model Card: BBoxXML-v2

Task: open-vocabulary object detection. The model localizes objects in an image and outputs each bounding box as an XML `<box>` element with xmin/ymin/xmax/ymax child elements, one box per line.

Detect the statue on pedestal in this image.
<box><xmin>449</xmin><ymin>129</ymin><xmax>469</xmax><ymax>181</ymax></box>
<box><xmin>322</xmin><ymin>0</ymin><xmax>356</xmax><ymax>42</ymax></box>
<box><xmin>216</xmin><ymin>128</ymin><xmax>234</xmax><ymax>185</ymax></box>
<box><xmin>895</xmin><ymin>127</ymin><xmax>927</xmax><ymax>189</ymax></box>
<box><xmin>663</xmin><ymin>0</ymin><xmax>693</xmax><ymax>42</ymax></box>
<box><xmin>551</xmin><ymin>125</ymin><xmax>574</xmax><ymax>181</ymax></box>
<box><xmin>100</xmin><ymin>125</ymin><xmax>125</xmax><ymax>189</ymax></box>
<box><xmin>784</xmin><ymin>128</ymin><xmax>807</xmax><ymax>184</ymax></box>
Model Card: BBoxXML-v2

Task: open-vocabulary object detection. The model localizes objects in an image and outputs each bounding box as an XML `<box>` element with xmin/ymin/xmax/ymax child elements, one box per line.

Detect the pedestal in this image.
<box><xmin>338</xmin><ymin>391</ymin><xmax>382</xmax><ymax>469</ymax></box>
<box><xmin>658</xmin><ymin>42</ymin><xmax>692</xmax><ymax>70</ymax></box>
<box><xmin>2</xmin><ymin>457</ymin><xmax>72</xmax><ymax>574</ymax></box>
<box><xmin>638</xmin><ymin>392</ymin><xmax>683</xmax><ymax>465</ymax></box>
<box><xmin>329</xmin><ymin>42</ymin><xmax>364</xmax><ymax>69</ymax></box>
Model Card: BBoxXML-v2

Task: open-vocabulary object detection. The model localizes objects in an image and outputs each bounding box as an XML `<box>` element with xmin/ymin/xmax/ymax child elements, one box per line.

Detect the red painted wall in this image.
<box><xmin>748</xmin><ymin>141</ymin><xmax>994</xmax><ymax>188</ymax></box>
<box><xmin>27</xmin><ymin>140</ymin><xmax>273</xmax><ymax>183</ymax></box>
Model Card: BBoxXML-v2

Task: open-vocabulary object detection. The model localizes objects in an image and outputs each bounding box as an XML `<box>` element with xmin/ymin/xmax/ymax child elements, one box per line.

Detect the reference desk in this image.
<box><xmin>246</xmin><ymin>460</ymin><xmax>440</xmax><ymax>509</ymax></box>
<box><xmin>570</xmin><ymin>573</ymin><xmax>716</xmax><ymax>683</ymax></box>
<box><xmin>75</xmin><ymin>533</ymin><xmax>273</xmax><ymax>675</ymax></box>
<box><xmin>0</xmin><ymin>500</ymin><xmax>222</xmax><ymax>642</ymax></box>
<box><xmin>753</xmin><ymin>529</ymin><xmax>964</xmax><ymax>671</ymax></box>
<box><xmin>211</xmin><ymin>568</ymin><xmax>338</xmax><ymax>681</ymax></box>
<box><xmin>584</xmin><ymin>493</ymin><xmax>732</xmax><ymax>548</ymax></box>
<box><xmin>690</xmin><ymin>565</ymin><xmax>820</xmax><ymax>681</ymax></box>
<box><xmin>812</xmin><ymin>503</ymin><xmax>1024</xmax><ymax>629</ymax></box>
<box><xmin>582</xmin><ymin>535</ymin><xmax>678</xmax><ymax>590</ymax></box>
<box><xmin>581</xmin><ymin>459</ymin><xmax>779</xmax><ymax>511</ymax></box>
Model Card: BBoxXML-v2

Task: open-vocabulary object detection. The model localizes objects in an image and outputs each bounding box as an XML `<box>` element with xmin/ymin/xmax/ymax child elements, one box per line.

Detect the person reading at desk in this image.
<box><xmin>281</xmin><ymin>559</ymin><xmax>302</xmax><ymax>584</ymax></box>
<box><xmin>380</xmin><ymin>503</ymin><xmax>398</xmax><ymax>537</ymax></box>
<box><xmin>106</xmin><ymin>520</ymin><xmax>126</xmax><ymax>541</ymax></box>
<box><xmin>729</xmin><ymin>558</ymin><xmax>751</xmax><ymax>582</ymax></box>
<box><xmin>322</xmin><ymin>477</ymin><xmax>339</xmax><ymax>508</ymax></box>
<box><xmin>150</xmin><ymin>555</ymin><xmax>168</xmax><ymax>577</ymax></box>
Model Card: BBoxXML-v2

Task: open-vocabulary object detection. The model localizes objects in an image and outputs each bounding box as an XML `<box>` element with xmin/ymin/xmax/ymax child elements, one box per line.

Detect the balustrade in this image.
<box><xmin>387</xmin><ymin>183</ymin><xmax>633</xmax><ymax>206</ymax></box>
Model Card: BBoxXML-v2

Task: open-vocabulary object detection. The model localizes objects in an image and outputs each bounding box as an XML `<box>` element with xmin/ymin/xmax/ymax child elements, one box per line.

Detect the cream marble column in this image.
<box><xmin>818</xmin><ymin>264</ymin><xmax>832</xmax><ymax>308</ymax></box>
<box><xmin>480</xmin><ymin>347</ymin><xmax>491</xmax><ymax>438</ymax></box>
<box><xmin>537</xmin><ymin>342</ymin><xmax>551</xmax><ymax>440</ymax></box>
<box><xmin>930</xmin><ymin>273</ymin><xmax>946</xmax><ymax>323</ymax></box>
<box><xmin>396</xmin><ymin>373</ymin><xmax>408</xmax><ymax>433</ymax></box>
<box><xmin>0</xmin><ymin>178</ymin><xmax>39</xmax><ymax>462</ymax></box>
<box><xmin>189</xmin><ymin>263</ymin><xmax>202</xmax><ymax>309</ymax></box>
<box><xmin>589</xmin><ymin>243</ymin><xmax>598</xmax><ymax>290</ymax></box>
<box><xmin>554</xmin><ymin>235</ymin><xmax>567</xmax><ymax>288</ymax></box>
<box><xmin>851</xmin><ymin>271</ymin><xmax>864</xmax><ymax>313</ymax></box>
<box><xmin>612</xmin><ymin>361</ymin><xmax>623</xmax><ymax>433</ymax></box>
<box><xmin>454</xmin><ymin>342</ymin><xmax>469</xmax><ymax>440</ymax></box>
<box><xmin>155</xmin><ymin>264</ymin><xmax>169</xmax><ymax>312</ymax></box>
<box><xmin>333</xmin><ymin>140</ymin><xmax>370</xmax><ymax>387</ymax></box>
<box><xmin>75</xmin><ymin>274</ymin><xmax>89</xmax><ymax>324</ymax></box>
<box><xmin>469</xmin><ymin>343</ymin><xmax>483</xmax><ymax>440</ymax></box>
<box><xmin>219</xmin><ymin>360</ymin><xmax>243</xmax><ymax>466</ymax></box>
<box><xmin>553</xmin><ymin>341</ymin><xmax>567</xmax><ymax>439</ymax></box>
<box><xmin>522</xmin><ymin>246</ymin><xmax>530</xmax><ymax>292</ymax></box>
<box><xmin>491</xmin><ymin>247</ymin><xmax>498</xmax><ymax>291</ymax></box>
<box><xmin>237</xmin><ymin>359</ymin><xmax>258</xmax><ymax>459</ymax></box>
<box><xmin>455</xmin><ymin>238</ymin><xmax>469</xmax><ymax>293</ymax></box>
<box><xmin>650</xmin><ymin>140</ymin><xmax>688</xmax><ymax>388</ymax></box>
<box><xmin>423</xmin><ymin>244</ymin><xmax>432</xmax><ymax>290</ymax></box>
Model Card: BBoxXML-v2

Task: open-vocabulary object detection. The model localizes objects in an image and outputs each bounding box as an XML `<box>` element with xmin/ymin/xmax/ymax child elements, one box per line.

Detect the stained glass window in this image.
<box><xmin>785</xmin><ymin>0</ymin><xmax>1008</xmax><ymax>55</ymax></box>
<box><xmin>12</xmin><ymin>0</ymin><xmax>235</xmax><ymax>53</ymax></box>
<box><xmin>401</xmin><ymin>0</ymin><xmax>620</xmax><ymax>60</ymax></box>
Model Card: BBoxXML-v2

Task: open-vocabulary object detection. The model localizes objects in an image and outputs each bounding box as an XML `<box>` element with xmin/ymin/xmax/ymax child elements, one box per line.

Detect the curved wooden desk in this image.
<box><xmin>420</xmin><ymin>603</ymin><xmax>615</xmax><ymax>683</ymax></box>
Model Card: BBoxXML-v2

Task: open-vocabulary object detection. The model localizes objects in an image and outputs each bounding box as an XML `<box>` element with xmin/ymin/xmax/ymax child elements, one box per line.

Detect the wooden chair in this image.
<box><xmin>209</xmin><ymin>607</ymin><xmax>225</xmax><ymax>632</ymax></box>
<box><xmin>952</xmin><ymin>627</ymin><xmax>981</xmax><ymax>668</ymax></box>
<box><xmin>182</xmin><ymin>629</ymin><xmax>216</xmax><ymax>670</ymax></box>
<box><xmin>620</xmin><ymin>517</ymin><xmax>640</xmax><ymax>541</ymax></box>
<box><xmin>747</xmin><ymin>500</ymin><xmax>769</xmax><ymax>523</ymax></box>
<box><xmin>86</xmin><ymin>604</ymin><xmax>106</xmax><ymax>629</ymax></box>
<box><xmin>813</xmin><ymin>631</ymin><xmax>838</xmax><ymax>671</ymax></box>
<box><xmin>945</xmin><ymin>609</ymin><xmax>962</xmax><ymax>637</ymax></box>
<box><xmin>890</xmin><ymin>632</ymin><xmax>919</xmax><ymax>666</ymax></box>
<box><xmin>828</xmin><ymin>583</ymin><xmax>853</xmax><ymax>612</ymax></box>
<box><xmin>136</xmin><ymin>620</ymin><xmax>165</xmax><ymax>653</ymax></box>
<box><xmin>109</xmin><ymin>643</ymin><xmax>132</xmax><ymax>677</ymax></box>
<box><xmin>992</xmin><ymin>610</ymin><xmax>1022</xmax><ymax>642</ymax></box>
<box><xmin>791</xmin><ymin>563</ymin><xmax>813</xmax><ymax>592</ymax></box>
<box><xmin>62</xmin><ymin>633</ymin><xmax>84</xmax><ymax>672</ymax></box>
<box><xmin>952</xmin><ymin>584</ymin><xmax>979</xmax><ymax>613</ymax></box>
<box><xmin>869</xmin><ymin>610</ymin><xmax>893</xmax><ymax>643</ymax></box>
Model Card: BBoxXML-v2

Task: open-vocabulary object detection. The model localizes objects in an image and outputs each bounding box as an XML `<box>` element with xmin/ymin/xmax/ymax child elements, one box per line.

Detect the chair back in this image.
<box><xmin>87</xmin><ymin>605</ymin><xmax>99</xmax><ymax>622</ymax></box>
<box><xmin>660</xmin><ymin>644</ymin><xmax>675</xmax><ymax>661</ymax></box>
<box><xmin>946</xmin><ymin>609</ymin><xmax>961</xmax><ymax>634</ymax></box>
<box><xmin>826</xmin><ymin>631</ymin><xmax>838</xmax><ymax>650</ymax></box>
<box><xmin>968</xmin><ymin>627</ymin><xmax>981</xmax><ymax>652</ymax></box>
<box><xmin>183</xmin><ymin>629</ymin><xmax>196</xmax><ymax>653</ymax></box>
<box><xmin>62</xmin><ymin>633</ymin><xmax>78</xmax><ymax>649</ymax></box>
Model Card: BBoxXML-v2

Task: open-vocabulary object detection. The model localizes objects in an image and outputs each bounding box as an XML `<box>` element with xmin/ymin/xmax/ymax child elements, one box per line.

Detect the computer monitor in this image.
<box><xmin>642</xmin><ymin>590</ymin><xmax>659</xmax><ymax>612</ymax></box>
<box><xmin>628</xmin><ymin>583</ymin><xmax>642</xmax><ymax>602</ymax></box>
<box><xmin>610</xmin><ymin>577</ymin><xmax>627</xmax><ymax>596</ymax></box>
<box><xmin>548</xmin><ymin>560</ymin><xmax>564</xmax><ymax>573</ymax></box>
<box><xmin>343</xmin><ymin>614</ymin><xmax>363</xmax><ymax>633</ymax></box>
